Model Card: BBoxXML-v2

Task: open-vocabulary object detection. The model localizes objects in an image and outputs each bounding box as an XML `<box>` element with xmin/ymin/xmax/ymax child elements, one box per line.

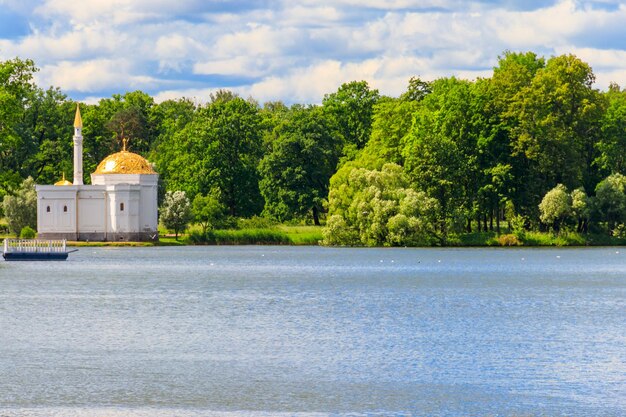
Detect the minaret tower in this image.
<box><xmin>73</xmin><ymin>103</ymin><xmax>84</xmax><ymax>185</ymax></box>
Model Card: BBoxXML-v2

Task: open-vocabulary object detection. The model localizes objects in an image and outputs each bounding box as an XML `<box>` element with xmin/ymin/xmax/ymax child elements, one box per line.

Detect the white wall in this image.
<box><xmin>37</xmin><ymin>173</ymin><xmax>158</xmax><ymax>239</ymax></box>
<box><xmin>36</xmin><ymin>187</ymin><xmax>77</xmax><ymax>233</ymax></box>
<box><xmin>77</xmin><ymin>190</ymin><xmax>106</xmax><ymax>233</ymax></box>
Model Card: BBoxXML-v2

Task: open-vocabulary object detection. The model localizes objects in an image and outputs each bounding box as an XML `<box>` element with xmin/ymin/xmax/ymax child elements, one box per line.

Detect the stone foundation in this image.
<box><xmin>36</xmin><ymin>232</ymin><xmax>78</xmax><ymax>241</ymax></box>
<box><xmin>37</xmin><ymin>232</ymin><xmax>159</xmax><ymax>242</ymax></box>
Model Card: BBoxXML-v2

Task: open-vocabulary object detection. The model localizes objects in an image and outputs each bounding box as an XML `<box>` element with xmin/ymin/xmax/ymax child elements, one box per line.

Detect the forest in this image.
<box><xmin>1</xmin><ymin>51</ymin><xmax>625</xmax><ymax>245</ymax></box>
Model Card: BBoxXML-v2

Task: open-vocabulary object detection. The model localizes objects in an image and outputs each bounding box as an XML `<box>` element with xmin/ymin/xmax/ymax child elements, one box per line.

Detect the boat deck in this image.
<box><xmin>2</xmin><ymin>239</ymin><xmax>72</xmax><ymax>261</ymax></box>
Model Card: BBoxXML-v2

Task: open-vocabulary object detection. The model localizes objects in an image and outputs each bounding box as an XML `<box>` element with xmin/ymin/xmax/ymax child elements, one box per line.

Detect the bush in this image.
<box><xmin>496</xmin><ymin>234</ymin><xmax>522</xmax><ymax>246</ymax></box>
<box><xmin>322</xmin><ymin>215</ymin><xmax>359</xmax><ymax>246</ymax></box>
<box><xmin>188</xmin><ymin>229</ymin><xmax>208</xmax><ymax>244</ymax></box>
<box><xmin>613</xmin><ymin>224</ymin><xmax>626</xmax><ymax>238</ymax></box>
<box><xmin>186</xmin><ymin>228</ymin><xmax>291</xmax><ymax>245</ymax></box>
<box><xmin>19</xmin><ymin>226</ymin><xmax>36</xmax><ymax>239</ymax></box>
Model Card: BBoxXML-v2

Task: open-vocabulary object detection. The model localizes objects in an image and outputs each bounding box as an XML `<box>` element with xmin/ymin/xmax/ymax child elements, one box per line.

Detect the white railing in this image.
<box><xmin>3</xmin><ymin>239</ymin><xmax>67</xmax><ymax>254</ymax></box>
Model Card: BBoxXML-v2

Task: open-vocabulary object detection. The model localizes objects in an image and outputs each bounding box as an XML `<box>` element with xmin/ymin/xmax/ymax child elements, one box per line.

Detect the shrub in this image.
<box><xmin>187</xmin><ymin>229</ymin><xmax>208</xmax><ymax>244</ymax></box>
<box><xmin>19</xmin><ymin>226</ymin><xmax>36</xmax><ymax>239</ymax></box>
<box><xmin>186</xmin><ymin>228</ymin><xmax>290</xmax><ymax>245</ymax></box>
<box><xmin>497</xmin><ymin>234</ymin><xmax>522</xmax><ymax>246</ymax></box>
<box><xmin>322</xmin><ymin>215</ymin><xmax>359</xmax><ymax>246</ymax></box>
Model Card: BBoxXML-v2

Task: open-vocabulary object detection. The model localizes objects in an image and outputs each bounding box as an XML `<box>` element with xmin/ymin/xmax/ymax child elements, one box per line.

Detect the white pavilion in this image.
<box><xmin>36</xmin><ymin>105</ymin><xmax>159</xmax><ymax>241</ymax></box>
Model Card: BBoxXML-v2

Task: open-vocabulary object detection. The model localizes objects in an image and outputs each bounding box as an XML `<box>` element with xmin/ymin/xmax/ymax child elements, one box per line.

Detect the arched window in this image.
<box><xmin>46</xmin><ymin>206</ymin><xmax>51</xmax><ymax>213</ymax></box>
<box><xmin>63</xmin><ymin>205</ymin><xmax>68</xmax><ymax>213</ymax></box>
<box><xmin>120</xmin><ymin>202</ymin><xmax>124</xmax><ymax>211</ymax></box>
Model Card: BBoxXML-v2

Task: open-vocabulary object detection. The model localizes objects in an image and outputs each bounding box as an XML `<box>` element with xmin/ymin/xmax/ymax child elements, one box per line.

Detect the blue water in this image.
<box><xmin>0</xmin><ymin>246</ymin><xmax>624</xmax><ymax>416</ymax></box>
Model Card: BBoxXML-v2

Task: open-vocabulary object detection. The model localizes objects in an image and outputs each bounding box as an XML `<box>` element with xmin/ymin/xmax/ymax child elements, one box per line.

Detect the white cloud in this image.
<box><xmin>154</xmin><ymin>55</ymin><xmax>492</xmax><ymax>105</ymax></box>
<box><xmin>35</xmin><ymin>59</ymin><xmax>160</xmax><ymax>92</ymax></box>
<box><xmin>194</xmin><ymin>56</ymin><xmax>271</xmax><ymax>78</ymax></box>
<box><xmin>2</xmin><ymin>0</ymin><xmax>626</xmax><ymax>102</ymax></box>
<box><xmin>0</xmin><ymin>23</ymin><xmax>125</xmax><ymax>61</ymax></box>
<box><xmin>155</xmin><ymin>34</ymin><xmax>207</xmax><ymax>72</ymax></box>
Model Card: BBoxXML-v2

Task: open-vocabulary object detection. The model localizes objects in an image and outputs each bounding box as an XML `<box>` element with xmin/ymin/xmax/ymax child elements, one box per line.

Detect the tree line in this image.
<box><xmin>1</xmin><ymin>52</ymin><xmax>625</xmax><ymax>243</ymax></box>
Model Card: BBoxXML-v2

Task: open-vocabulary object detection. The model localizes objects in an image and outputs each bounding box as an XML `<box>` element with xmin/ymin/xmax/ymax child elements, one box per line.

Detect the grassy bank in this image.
<box><xmin>1</xmin><ymin>223</ymin><xmax>623</xmax><ymax>247</ymax></box>
<box><xmin>455</xmin><ymin>231</ymin><xmax>626</xmax><ymax>247</ymax></box>
<box><xmin>184</xmin><ymin>225</ymin><xmax>323</xmax><ymax>245</ymax></box>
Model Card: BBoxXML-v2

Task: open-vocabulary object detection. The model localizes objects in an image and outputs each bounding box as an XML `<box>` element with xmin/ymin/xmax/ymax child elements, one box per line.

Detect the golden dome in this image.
<box><xmin>93</xmin><ymin>150</ymin><xmax>156</xmax><ymax>175</ymax></box>
<box><xmin>54</xmin><ymin>173</ymin><xmax>72</xmax><ymax>186</ymax></box>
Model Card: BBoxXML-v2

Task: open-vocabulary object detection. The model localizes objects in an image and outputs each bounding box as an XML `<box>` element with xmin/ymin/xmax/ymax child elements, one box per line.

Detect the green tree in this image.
<box><xmin>539</xmin><ymin>184</ymin><xmax>571</xmax><ymax>232</ymax></box>
<box><xmin>403</xmin><ymin>77</ymin><xmax>479</xmax><ymax>239</ymax></box>
<box><xmin>322</xmin><ymin>80</ymin><xmax>380</xmax><ymax>152</ymax></box>
<box><xmin>23</xmin><ymin>88</ymin><xmax>73</xmax><ymax>184</ymax></box>
<box><xmin>259</xmin><ymin>106</ymin><xmax>341</xmax><ymax>225</ymax></box>
<box><xmin>357</xmin><ymin>97</ymin><xmax>419</xmax><ymax>169</ymax></box>
<box><xmin>160</xmin><ymin>190</ymin><xmax>192</xmax><ymax>240</ymax></box>
<box><xmin>571</xmin><ymin>187</ymin><xmax>591</xmax><ymax>233</ymax></box>
<box><xmin>192</xmin><ymin>192</ymin><xmax>225</xmax><ymax>235</ymax></box>
<box><xmin>594</xmin><ymin>173</ymin><xmax>626</xmax><ymax>234</ymax></box>
<box><xmin>149</xmin><ymin>98</ymin><xmax>196</xmax><ymax>202</ymax></box>
<box><xmin>325</xmin><ymin>164</ymin><xmax>439</xmax><ymax>246</ymax></box>
<box><xmin>82</xmin><ymin>91</ymin><xmax>157</xmax><ymax>176</ymax></box>
<box><xmin>400</xmin><ymin>76</ymin><xmax>431</xmax><ymax>102</ymax></box>
<box><xmin>509</xmin><ymin>54</ymin><xmax>603</xmax><ymax>197</ymax></box>
<box><xmin>596</xmin><ymin>83</ymin><xmax>626</xmax><ymax>175</ymax></box>
<box><xmin>0</xmin><ymin>58</ymin><xmax>39</xmax><ymax>197</ymax></box>
<box><xmin>2</xmin><ymin>176</ymin><xmax>37</xmax><ymax>236</ymax></box>
<box><xmin>161</xmin><ymin>96</ymin><xmax>264</xmax><ymax>216</ymax></box>
<box><xmin>477</xmin><ymin>52</ymin><xmax>546</xmax><ymax>223</ymax></box>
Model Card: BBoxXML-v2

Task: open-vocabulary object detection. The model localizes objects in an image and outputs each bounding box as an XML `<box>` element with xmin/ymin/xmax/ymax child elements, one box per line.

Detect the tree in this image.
<box><xmin>161</xmin><ymin>96</ymin><xmax>264</xmax><ymax>216</ymax></box>
<box><xmin>357</xmin><ymin>97</ymin><xmax>419</xmax><ymax>169</ymax></box>
<box><xmin>571</xmin><ymin>188</ymin><xmax>590</xmax><ymax>233</ymax></box>
<box><xmin>149</xmin><ymin>98</ymin><xmax>196</xmax><ymax>202</ymax></box>
<box><xmin>400</xmin><ymin>76</ymin><xmax>431</xmax><ymax>102</ymax></box>
<box><xmin>259</xmin><ymin>106</ymin><xmax>341</xmax><ymax>225</ymax></box>
<box><xmin>322</xmin><ymin>80</ymin><xmax>380</xmax><ymax>151</ymax></box>
<box><xmin>403</xmin><ymin>77</ymin><xmax>479</xmax><ymax>238</ymax></box>
<box><xmin>23</xmin><ymin>88</ymin><xmax>74</xmax><ymax>185</ymax></box>
<box><xmin>539</xmin><ymin>184</ymin><xmax>571</xmax><ymax>232</ymax></box>
<box><xmin>508</xmin><ymin>54</ymin><xmax>603</xmax><ymax>196</ymax></box>
<box><xmin>594</xmin><ymin>173</ymin><xmax>626</xmax><ymax>234</ymax></box>
<box><xmin>106</xmin><ymin>106</ymin><xmax>148</xmax><ymax>151</ymax></box>
<box><xmin>82</xmin><ymin>91</ymin><xmax>157</xmax><ymax>175</ymax></box>
<box><xmin>3</xmin><ymin>176</ymin><xmax>37</xmax><ymax>236</ymax></box>
<box><xmin>476</xmin><ymin>52</ymin><xmax>546</xmax><ymax>223</ymax></box>
<box><xmin>325</xmin><ymin>164</ymin><xmax>439</xmax><ymax>246</ymax></box>
<box><xmin>0</xmin><ymin>58</ymin><xmax>39</xmax><ymax>197</ymax></box>
<box><xmin>192</xmin><ymin>192</ymin><xmax>225</xmax><ymax>235</ymax></box>
<box><xmin>160</xmin><ymin>190</ymin><xmax>192</xmax><ymax>240</ymax></box>
<box><xmin>597</xmin><ymin>83</ymin><xmax>626</xmax><ymax>175</ymax></box>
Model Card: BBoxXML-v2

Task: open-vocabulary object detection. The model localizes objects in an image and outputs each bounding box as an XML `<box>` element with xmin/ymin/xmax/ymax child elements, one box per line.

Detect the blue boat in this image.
<box><xmin>2</xmin><ymin>239</ymin><xmax>76</xmax><ymax>261</ymax></box>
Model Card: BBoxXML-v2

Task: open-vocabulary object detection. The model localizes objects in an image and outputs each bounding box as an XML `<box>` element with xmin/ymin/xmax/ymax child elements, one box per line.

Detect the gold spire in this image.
<box><xmin>54</xmin><ymin>172</ymin><xmax>73</xmax><ymax>186</ymax></box>
<box><xmin>74</xmin><ymin>103</ymin><xmax>83</xmax><ymax>128</ymax></box>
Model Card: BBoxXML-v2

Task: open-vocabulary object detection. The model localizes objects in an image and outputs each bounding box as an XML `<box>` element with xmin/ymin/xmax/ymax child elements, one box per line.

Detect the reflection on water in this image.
<box><xmin>0</xmin><ymin>246</ymin><xmax>624</xmax><ymax>416</ymax></box>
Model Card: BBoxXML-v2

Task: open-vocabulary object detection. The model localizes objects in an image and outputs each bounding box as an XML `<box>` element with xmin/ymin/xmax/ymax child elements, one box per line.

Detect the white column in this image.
<box><xmin>73</xmin><ymin>127</ymin><xmax>83</xmax><ymax>185</ymax></box>
<box><xmin>73</xmin><ymin>104</ymin><xmax>84</xmax><ymax>186</ymax></box>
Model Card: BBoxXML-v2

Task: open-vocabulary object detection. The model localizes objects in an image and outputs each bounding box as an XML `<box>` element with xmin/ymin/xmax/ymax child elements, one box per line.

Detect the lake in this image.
<box><xmin>0</xmin><ymin>246</ymin><xmax>624</xmax><ymax>416</ymax></box>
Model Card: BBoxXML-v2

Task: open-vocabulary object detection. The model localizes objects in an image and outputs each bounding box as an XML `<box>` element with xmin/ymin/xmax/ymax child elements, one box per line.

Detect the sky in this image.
<box><xmin>1</xmin><ymin>0</ymin><xmax>625</xmax><ymax>104</ymax></box>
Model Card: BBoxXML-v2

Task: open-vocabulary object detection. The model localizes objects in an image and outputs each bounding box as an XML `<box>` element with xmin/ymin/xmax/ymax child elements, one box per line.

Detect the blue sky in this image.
<box><xmin>1</xmin><ymin>0</ymin><xmax>625</xmax><ymax>104</ymax></box>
